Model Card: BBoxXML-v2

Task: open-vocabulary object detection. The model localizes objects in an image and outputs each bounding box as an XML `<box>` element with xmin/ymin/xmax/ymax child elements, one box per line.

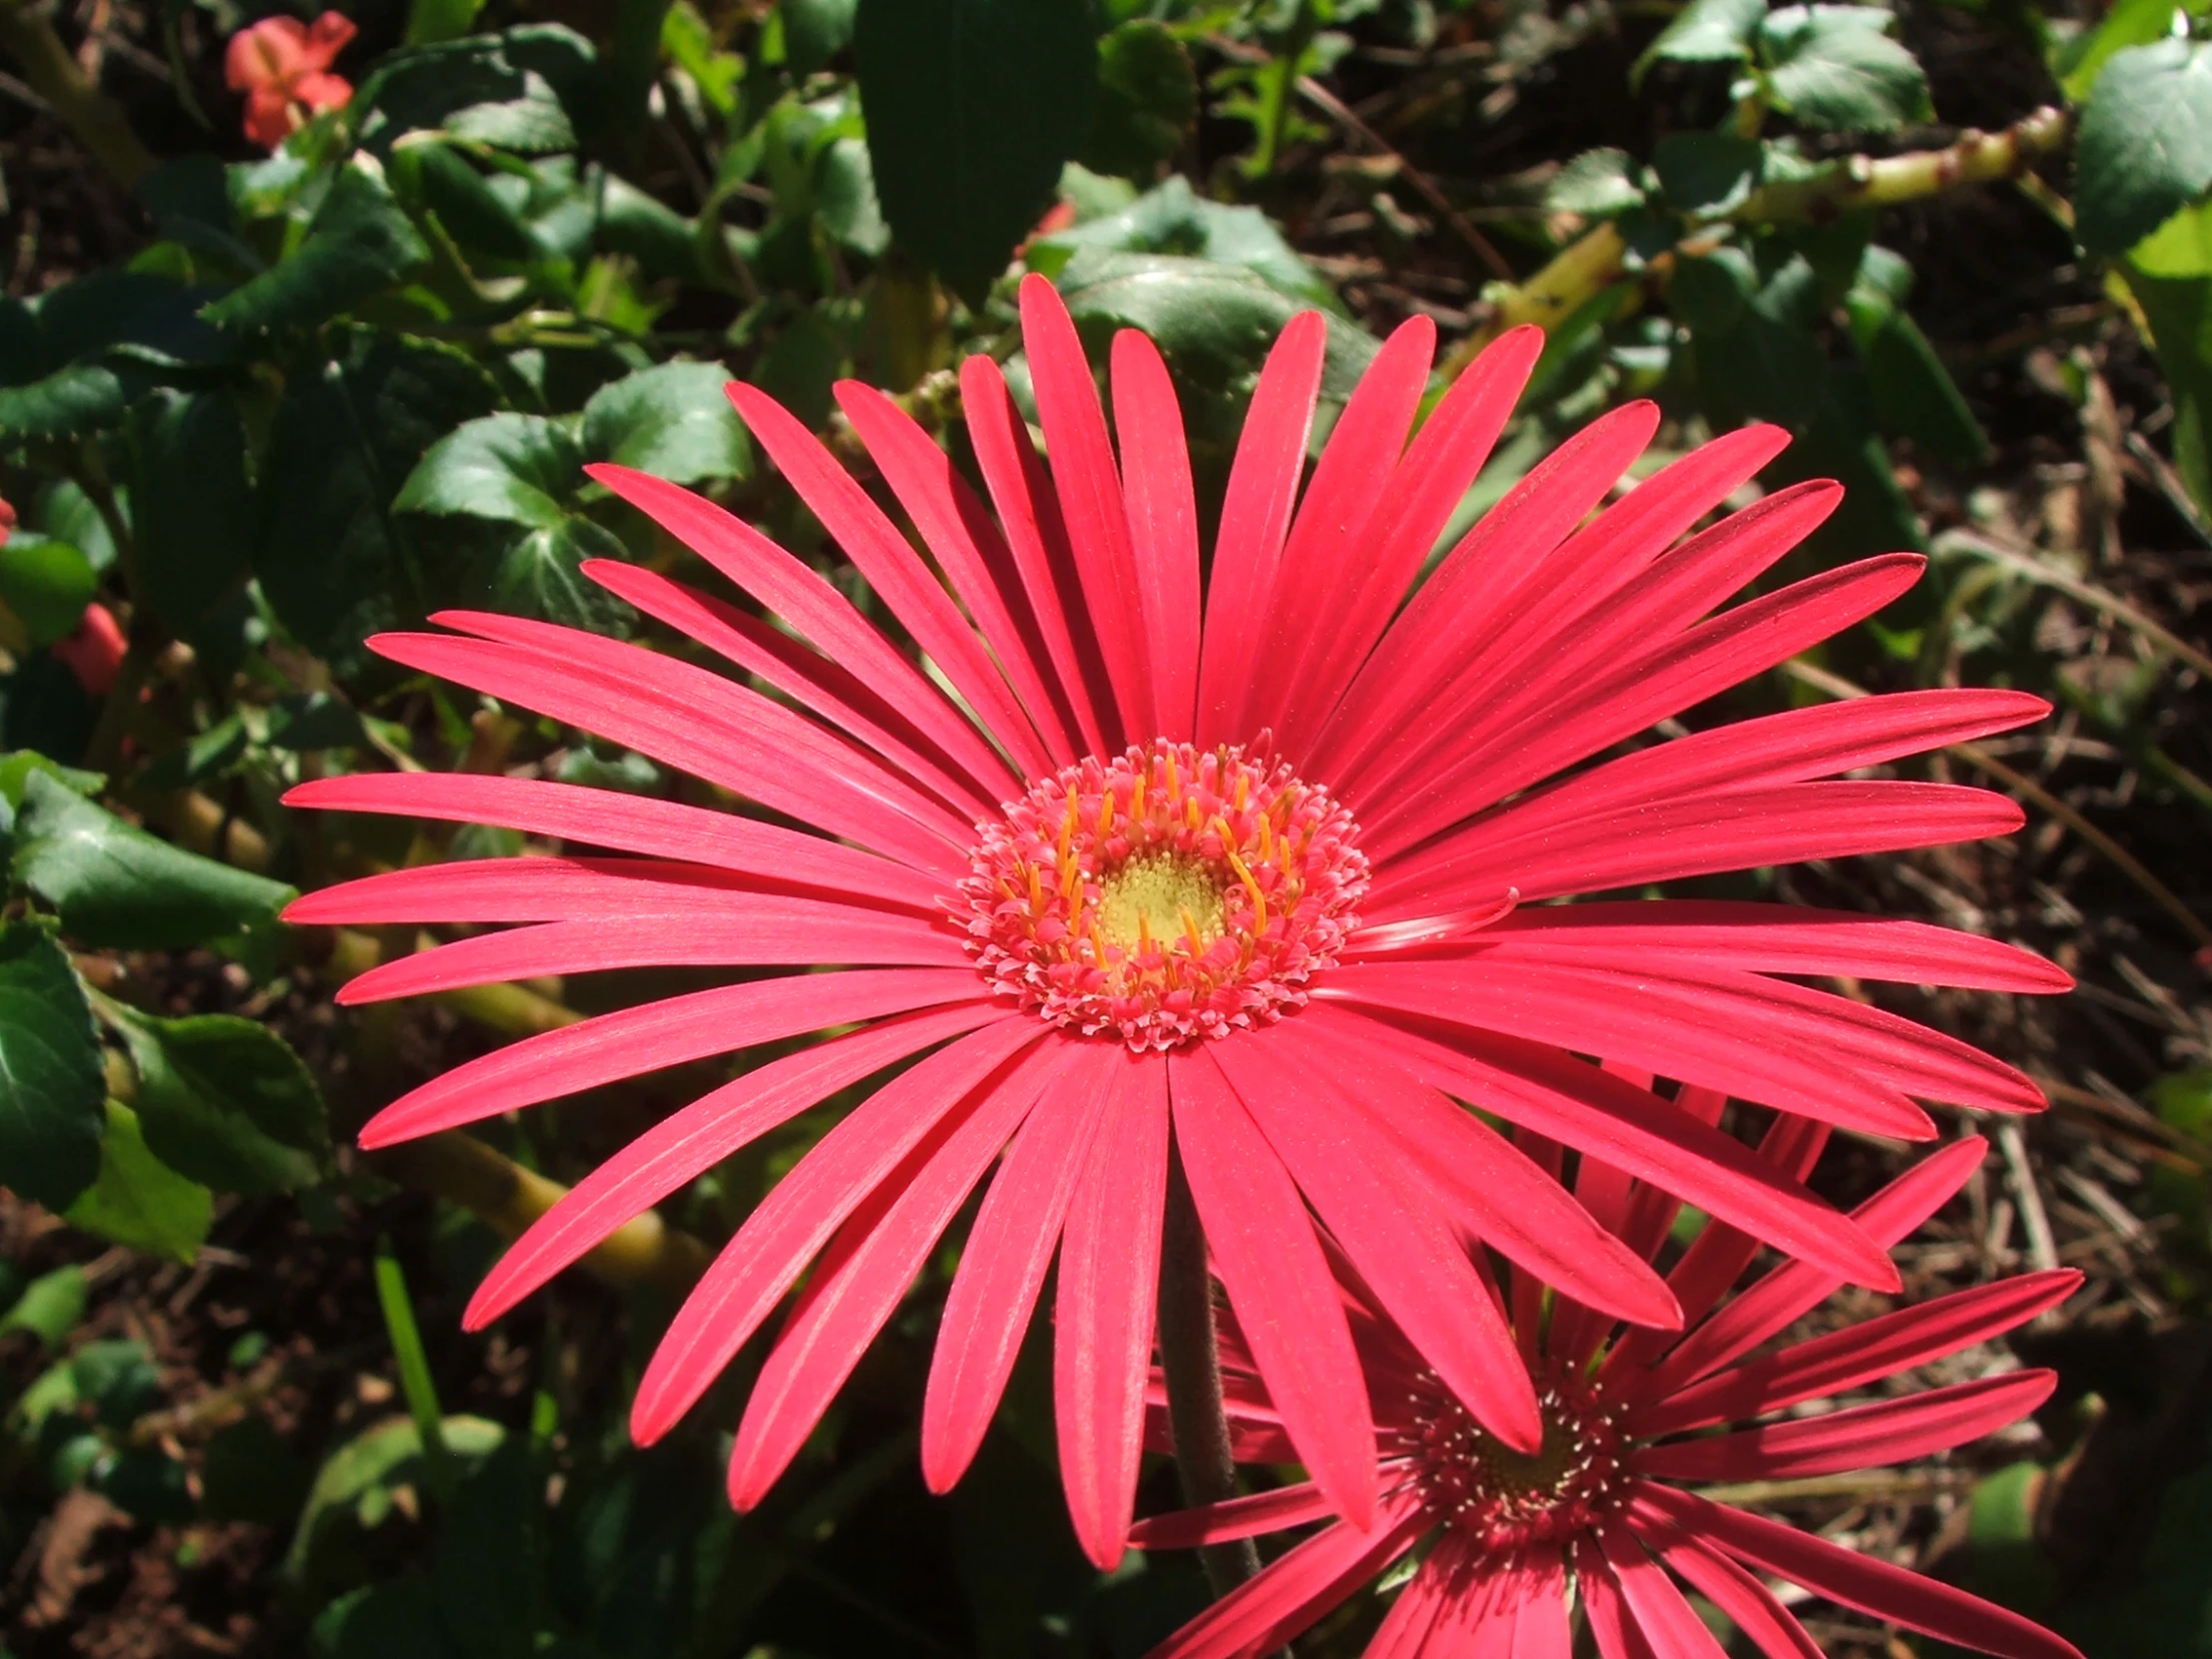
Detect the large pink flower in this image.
<box><xmin>285</xmin><ymin>276</ymin><xmax>2065</xmax><ymax>1562</ymax></box>
<box><xmin>1129</xmin><ymin>1134</ymin><xmax>2083</xmax><ymax>1659</ymax></box>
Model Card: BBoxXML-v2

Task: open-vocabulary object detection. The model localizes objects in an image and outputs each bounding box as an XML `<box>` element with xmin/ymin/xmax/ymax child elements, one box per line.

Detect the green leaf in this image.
<box><xmin>0</xmin><ymin>921</ymin><xmax>105</xmax><ymax>1212</ymax></box>
<box><xmin>0</xmin><ymin>1264</ymin><xmax>87</xmax><ymax>1348</ymax></box>
<box><xmin>126</xmin><ymin>388</ymin><xmax>255</xmax><ymax>640</ymax></box>
<box><xmin>254</xmin><ymin>330</ymin><xmax>503</xmax><ymax>663</ymax></box>
<box><xmin>1759</xmin><ymin>5</ymin><xmax>1932</xmax><ymax>132</ymax></box>
<box><xmin>113</xmin><ymin>1009</ymin><xmax>329</xmax><ymax>1196</ymax></box>
<box><xmin>1029</xmin><ymin>175</ymin><xmax>1340</xmax><ymax>311</ymax></box>
<box><xmin>394</xmin><ymin>412</ymin><xmax>582</xmax><ymax>529</ymax></box>
<box><xmin>406</xmin><ymin>0</ymin><xmax>486</xmax><ymax>47</ymax></box>
<box><xmin>12</xmin><ymin>770</ymin><xmax>295</xmax><ymax>950</ymax></box>
<box><xmin>202</xmin><ymin>161</ymin><xmax>431</xmax><ymax>333</ymax></box>
<box><xmin>855</xmin><ymin>0</ymin><xmax>1098</xmax><ymax>297</ymax></box>
<box><xmin>0</xmin><ymin>750</ymin><xmax>104</xmax><ymax>810</ymax></box>
<box><xmin>580</xmin><ymin>360</ymin><xmax>747</xmax><ymax>484</ymax></box>
<box><xmin>350</xmin><ymin>26</ymin><xmax>594</xmax><ymax>157</ymax></box>
<box><xmin>63</xmin><ymin>1100</ymin><xmax>212</xmax><ymax>1265</ymax></box>
<box><xmin>2120</xmin><ymin>216</ymin><xmax>2212</xmax><ymax>519</ymax></box>
<box><xmin>410</xmin><ymin>143</ymin><xmax>544</xmax><ymax>264</ymax></box>
<box><xmin>1651</xmin><ymin>132</ymin><xmax>1763</xmax><ymax>216</ymax></box>
<box><xmin>433</xmin><ymin>1434</ymin><xmax>543</xmax><ymax>1659</ymax></box>
<box><xmin>0</xmin><ymin>363</ymin><xmax>128</xmax><ymax>441</ymax></box>
<box><xmin>287</xmin><ymin>1414</ymin><xmax>509</xmax><ymax>1594</ymax></box>
<box><xmin>818</xmin><ymin>134</ymin><xmax>891</xmax><ymax>256</ymax></box>
<box><xmin>2077</xmin><ymin>40</ymin><xmax>2212</xmax><ymax>256</ymax></box>
<box><xmin>488</xmin><ymin>516</ymin><xmax>634</xmax><ymax>631</ymax></box>
<box><xmin>1545</xmin><ymin>148</ymin><xmax>1647</xmax><ymax>219</ymax></box>
<box><xmin>784</xmin><ymin>0</ymin><xmax>857</xmax><ymax>75</ymax></box>
<box><xmin>1845</xmin><ymin>286</ymin><xmax>1989</xmax><ymax>466</ymax></box>
<box><xmin>0</xmin><ymin>535</ymin><xmax>98</xmax><ymax>648</ymax></box>
<box><xmin>1633</xmin><ymin>0</ymin><xmax>1767</xmax><ymax>82</ymax></box>
<box><xmin>1081</xmin><ymin>21</ymin><xmax>1198</xmax><ymax>182</ymax></box>
<box><xmin>2054</xmin><ymin>0</ymin><xmax>2181</xmax><ymax>102</ymax></box>
<box><xmin>315</xmin><ymin>1575</ymin><xmax>463</xmax><ymax>1659</ymax></box>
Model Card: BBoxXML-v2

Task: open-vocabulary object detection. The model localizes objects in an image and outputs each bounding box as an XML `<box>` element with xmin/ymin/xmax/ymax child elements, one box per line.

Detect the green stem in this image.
<box><xmin>373</xmin><ymin>1242</ymin><xmax>457</xmax><ymax>1504</ymax></box>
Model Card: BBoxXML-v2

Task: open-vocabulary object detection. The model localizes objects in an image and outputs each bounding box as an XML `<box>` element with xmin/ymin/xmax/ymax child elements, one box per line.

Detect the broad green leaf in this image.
<box><xmin>0</xmin><ymin>363</ymin><xmax>128</xmax><ymax>441</ymax></box>
<box><xmin>12</xmin><ymin>770</ymin><xmax>295</xmax><ymax>950</ymax></box>
<box><xmin>0</xmin><ymin>1264</ymin><xmax>87</xmax><ymax>1348</ymax></box>
<box><xmin>855</xmin><ymin>0</ymin><xmax>1098</xmax><ymax>297</ymax></box>
<box><xmin>1846</xmin><ymin>251</ymin><xmax>1989</xmax><ymax>465</ymax></box>
<box><xmin>2055</xmin><ymin>0</ymin><xmax>2181</xmax><ymax>102</ymax></box>
<box><xmin>2119</xmin><ymin>229</ymin><xmax>2212</xmax><ymax>518</ymax></box>
<box><xmin>0</xmin><ymin>921</ymin><xmax>105</xmax><ymax>1211</ymax></box>
<box><xmin>63</xmin><ymin>1100</ymin><xmax>212</xmax><ymax>1265</ymax></box>
<box><xmin>265</xmin><ymin>693</ymin><xmax>369</xmax><ymax>753</ymax></box>
<box><xmin>395</xmin><ymin>412</ymin><xmax>582</xmax><ymax>529</ymax></box>
<box><xmin>72</xmin><ymin>1336</ymin><xmax>165</xmax><ymax>1426</ymax></box>
<box><xmin>0</xmin><ymin>750</ymin><xmax>104</xmax><ymax>810</ymax></box>
<box><xmin>1760</xmin><ymin>5</ymin><xmax>1932</xmax><ymax>132</ymax></box>
<box><xmin>315</xmin><ymin>1575</ymin><xmax>463</xmax><ymax>1659</ymax></box>
<box><xmin>433</xmin><ymin>1434</ymin><xmax>543</xmax><ymax>1659</ymax></box>
<box><xmin>1545</xmin><ymin>148</ymin><xmax>1646</xmax><ymax>218</ymax></box>
<box><xmin>0</xmin><ymin>535</ymin><xmax>97</xmax><ymax>648</ymax></box>
<box><xmin>288</xmin><ymin>1414</ymin><xmax>509</xmax><ymax>1592</ymax></box>
<box><xmin>1030</xmin><ymin>175</ymin><xmax>1340</xmax><ymax>310</ymax></box>
<box><xmin>114</xmin><ymin>1008</ymin><xmax>330</xmax><ymax>1196</ymax></box>
<box><xmin>126</xmin><ymin>388</ymin><xmax>255</xmax><ymax>639</ymax></box>
<box><xmin>350</xmin><ymin>26</ymin><xmax>594</xmax><ymax>157</ymax></box>
<box><xmin>1651</xmin><ymin>131</ymin><xmax>1763</xmax><ymax>216</ymax></box>
<box><xmin>406</xmin><ymin>0</ymin><xmax>486</xmax><ymax>47</ymax></box>
<box><xmin>580</xmin><ymin>360</ymin><xmax>747</xmax><ymax>484</ymax></box>
<box><xmin>784</xmin><ymin>0</ymin><xmax>857</xmax><ymax>76</ymax></box>
<box><xmin>2148</xmin><ymin>1066</ymin><xmax>2212</xmax><ymax>1140</ymax></box>
<box><xmin>1633</xmin><ymin>0</ymin><xmax>1767</xmax><ymax>82</ymax></box>
<box><xmin>817</xmin><ymin>135</ymin><xmax>890</xmax><ymax>256</ymax></box>
<box><xmin>409</xmin><ymin>143</ymin><xmax>544</xmax><ymax>264</ymax></box>
<box><xmin>1081</xmin><ymin>21</ymin><xmax>1198</xmax><ymax>182</ymax></box>
<box><xmin>0</xmin><ymin>270</ymin><xmax>228</xmax><ymax>440</ymax></box>
<box><xmin>203</xmin><ymin>161</ymin><xmax>430</xmax><ymax>333</ymax></box>
<box><xmin>489</xmin><ymin>517</ymin><xmax>634</xmax><ymax>632</ymax></box>
<box><xmin>255</xmin><ymin>329</ymin><xmax>503</xmax><ymax>662</ymax></box>
<box><xmin>2076</xmin><ymin>39</ymin><xmax>2212</xmax><ymax>256</ymax></box>
<box><xmin>1671</xmin><ymin>245</ymin><xmax>1759</xmax><ymax>333</ymax></box>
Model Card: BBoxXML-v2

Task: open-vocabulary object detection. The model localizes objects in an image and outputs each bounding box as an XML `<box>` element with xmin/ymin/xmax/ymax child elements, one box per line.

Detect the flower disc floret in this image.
<box><xmin>1397</xmin><ymin>1371</ymin><xmax>1628</xmax><ymax>1551</ymax></box>
<box><xmin>957</xmin><ymin>740</ymin><xmax>1369</xmax><ymax>1050</ymax></box>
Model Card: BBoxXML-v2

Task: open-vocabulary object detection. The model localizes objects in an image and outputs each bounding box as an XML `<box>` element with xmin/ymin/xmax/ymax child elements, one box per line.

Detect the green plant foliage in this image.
<box><xmin>0</xmin><ymin>920</ymin><xmax>107</xmax><ymax>1211</ymax></box>
<box><xmin>112</xmin><ymin>1008</ymin><xmax>330</xmax><ymax>1195</ymax></box>
<box><xmin>62</xmin><ymin>1099</ymin><xmax>214</xmax><ymax>1265</ymax></box>
<box><xmin>579</xmin><ymin>360</ymin><xmax>749</xmax><ymax>483</ymax></box>
<box><xmin>203</xmin><ymin>161</ymin><xmax>433</xmax><ymax>333</ymax></box>
<box><xmin>1028</xmin><ymin>175</ymin><xmax>1343</xmax><ymax>312</ymax></box>
<box><xmin>1082</xmin><ymin>21</ymin><xmax>1199</xmax><ymax>182</ymax></box>
<box><xmin>1757</xmin><ymin>5</ymin><xmax>1933</xmax><ymax>132</ymax></box>
<box><xmin>2075</xmin><ymin>38</ymin><xmax>2212</xmax><ymax>256</ymax></box>
<box><xmin>2119</xmin><ymin>204</ymin><xmax>2212</xmax><ymax>517</ymax></box>
<box><xmin>0</xmin><ymin>535</ymin><xmax>98</xmax><ymax>647</ymax></box>
<box><xmin>397</xmin><ymin>412</ymin><xmax>585</xmax><ymax>528</ymax></box>
<box><xmin>1545</xmin><ymin>149</ymin><xmax>1646</xmax><ymax>219</ymax></box>
<box><xmin>854</xmin><ymin>0</ymin><xmax>1098</xmax><ymax>297</ymax></box>
<box><xmin>0</xmin><ymin>1265</ymin><xmax>88</xmax><ymax>1349</ymax></box>
<box><xmin>126</xmin><ymin>387</ymin><xmax>256</xmax><ymax>640</ymax></box>
<box><xmin>1633</xmin><ymin>0</ymin><xmax>1769</xmax><ymax>82</ymax></box>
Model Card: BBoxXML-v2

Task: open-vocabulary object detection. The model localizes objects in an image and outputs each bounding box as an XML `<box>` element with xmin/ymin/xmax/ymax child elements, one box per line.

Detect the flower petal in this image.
<box><xmin>1111</xmin><ymin>330</ymin><xmax>1202</xmax><ymax>743</ymax></box>
<box><xmin>1598</xmin><ymin>1527</ymin><xmax>1730</xmax><ymax>1658</ymax></box>
<box><xmin>1125</xmin><ymin>1479</ymin><xmax>1332</xmax><ymax>1550</ymax></box>
<box><xmin>1639</xmin><ymin>1526</ymin><xmax>1823</xmax><ymax>1659</ymax></box>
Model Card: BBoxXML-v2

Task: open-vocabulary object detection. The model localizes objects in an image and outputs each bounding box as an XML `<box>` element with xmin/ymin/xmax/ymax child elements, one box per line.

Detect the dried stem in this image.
<box><xmin>0</xmin><ymin>0</ymin><xmax>153</xmax><ymax>188</ymax></box>
<box><xmin>1156</xmin><ymin>1144</ymin><xmax>1263</xmax><ymax>1598</ymax></box>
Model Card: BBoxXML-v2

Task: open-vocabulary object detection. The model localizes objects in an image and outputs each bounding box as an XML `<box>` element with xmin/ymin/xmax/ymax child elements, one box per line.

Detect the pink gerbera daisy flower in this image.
<box><xmin>283</xmin><ymin>276</ymin><xmax>2066</xmax><ymax>1563</ymax></box>
<box><xmin>1128</xmin><ymin>1132</ymin><xmax>2084</xmax><ymax>1659</ymax></box>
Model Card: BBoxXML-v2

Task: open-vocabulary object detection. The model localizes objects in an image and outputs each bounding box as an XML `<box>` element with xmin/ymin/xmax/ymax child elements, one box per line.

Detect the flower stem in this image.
<box><xmin>1157</xmin><ymin>1143</ymin><xmax>1263</xmax><ymax>1598</ymax></box>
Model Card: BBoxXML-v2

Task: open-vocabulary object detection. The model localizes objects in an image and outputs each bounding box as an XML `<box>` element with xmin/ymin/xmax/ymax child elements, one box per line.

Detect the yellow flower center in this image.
<box><xmin>1096</xmin><ymin>851</ymin><xmax>1226</xmax><ymax>956</ymax></box>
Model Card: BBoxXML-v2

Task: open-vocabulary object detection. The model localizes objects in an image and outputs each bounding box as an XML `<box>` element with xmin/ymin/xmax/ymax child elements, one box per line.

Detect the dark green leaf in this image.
<box><xmin>92</xmin><ymin>1445</ymin><xmax>196</xmax><ymax>1525</ymax></box>
<box><xmin>434</xmin><ymin>1434</ymin><xmax>543</xmax><ymax>1659</ymax></box>
<box><xmin>0</xmin><ymin>363</ymin><xmax>128</xmax><ymax>441</ymax></box>
<box><xmin>1633</xmin><ymin>0</ymin><xmax>1766</xmax><ymax>82</ymax></box>
<box><xmin>411</xmin><ymin>142</ymin><xmax>545</xmax><ymax>263</ymax></box>
<box><xmin>1651</xmin><ymin>132</ymin><xmax>1763</xmax><ymax>217</ymax></box>
<box><xmin>1545</xmin><ymin>148</ymin><xmax>1646</xmax><ymax>218</ymax></box>
<box><xmin>0</xmin><ymin>921</ymin><xmax>105</xmax><ymax>1212</ymax></box>
<box><xmin>0</xmin><ymin>1263</ymin><xmax>87</xmax><ymax>1348</ymax></box>
<box><xmin>73</xmin><ymin>1336</ymin><xmax>164</xmax><ymax>1425</ymax></box>
<box><xmin>2055</xmin><ymin>0</ymin><xmax>2180</xmax><ymax>101</ymax></box>
<box><xmin>855</xmin><ymin>0</ymin><xmax>1098</xmax><ymax>296</ymax></box>
<box><xmin>202</xmin><ymin>1415</ymin><xmax>313</xmax><ymax>1527</ymax></box>
<box><xmin>287</xmin><ymin>1413</ymin><xmax>508</xmax><ymax>1594</ymax></box>
<box><xmin>114</xmin><ymin>1009</ymin><xmax>329</xmax><ymax>1196</ymax></box>
<box><xmin>202</xmin><ymin>162</ymin><xmax>430</xmax><ymax>333</ymax></box>
<box><xmin>0</xmin><ymin>750</ymin><xmax>103</xmax><ymax>810</ymax></box>
<box><xmin>581</xmin><ymin>360</ymin><xmax>747</xmax><ymax>484</ymax></box>
<box><xmin>2121</xmin><ymin>206</ymin><xmax>2212</xmax><ymax>518</ymax></box>
<box><xmin>1029</xmin><ymin>175</ymin><xmax>1339</xmax><ymax>310</ymax></box>
<box><xmin>1081</xmin><ymin>21</ymin><xmax>1198</xmax><ymax>181</ymax></box>
<box><xmin>752</xmin><ymin>305</ymin><xmax>849</xmax><ymax>426</ymax></box>
<box><xmin>1846</xmin><ymin>266</ymin><xmax>1989</xmax><ymax>465</ymax></box>
<box><xmin>12</xmin><ymin>770</ymin><xmax>295</xmax><ymax>950</ymax></box>
<box><xmin>62</xmin><ymin>1101</ymin><xmax>212</xmax><ymax>1265</ymax></box>
<box><xmin>266</xmin><ymin>693</ymin><xmax>369</xmax><ymax>753</ymax></box>
<box><xmin>489</xmin><ymin>517</ymin><xmax>634</xmax><ymax>631</ymax></box>
<box><xmin>1759</xmin><ymin>5</ymin><xmax>1932</xmax><ymax>132</ymax></box>
<box><xmin>785</xmin><ymin>0</ymin><xmax>857</xmax><ymax>75</ymax></box>
<box><xmin>817</xmin><ymin>135</ymin><xmax>890</xmax><ymax>256</ymax></box>
<box><xmin>2076</xmin><ymin>39</ymin><xmax>2212</xmax><ymax>255</ymax></box>
<box><xmin>351</xmin><ymin>26</ymin><xmax>594</xmax><ymax>157</ymax></box>
<box><xmin>406</xmin><ymin>0</ymin><xmax>486</xmax><ymax>47</ymax></box>
<box><xmin>314</xmin><ymin>1575</ymin><xmax>463</xmax><ymax>1659</ymax></box>
<box><xmin>0</xmin><ymin>536</ymin><xmax>98</xmax><ymax>648</ymax></box>
<box><xmin>127</xmin><ymin>388</ymin><xmax>255</xmax><ymax>639</ymax></box>
<box><xmin>395</xmin><ymin>412</ymin><xmax>582</xmax><ymax>529</ymax></box>
<box><xmin>1671</xmin><ymin>245</ymin><xmax>1758</xmax><ymax>333</ymax></box>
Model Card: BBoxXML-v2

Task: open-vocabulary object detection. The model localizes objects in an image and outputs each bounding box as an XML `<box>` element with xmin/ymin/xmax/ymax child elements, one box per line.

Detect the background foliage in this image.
<box><xmin>1</xmin><ymin>0</ymin><xmax>2210</xmax><ymax>1653</ymax></box>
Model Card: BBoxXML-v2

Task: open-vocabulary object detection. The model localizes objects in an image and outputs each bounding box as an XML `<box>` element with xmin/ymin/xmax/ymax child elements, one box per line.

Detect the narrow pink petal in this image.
<box><xmin>959</xmin><ymin>354</ymin><xmax>1113</xmax><ymax>755</ymax></box>
<box><xmin>1242</xmin><ymin>315</ymin><xmax>1433</xmax><ymax>743</ymax></box>
<box><xmin>1502</xmin><ymin>1545</ymin><xmax>1574</xmax><ymax>1659</ymax></box>
<box><xmin>1304</xmin><ymin>1003</ymin><xmax>1900</xmax><ymax>1291</ymax></box>
<box><xmin>1111</xmin><ymin>330</ymin><xmax>1202</xmax><ymax>743</ymax></box>
<box><xmin>921</xmin><ymin>1043</ymin><xmax>1117</xmax><ymax>1493</ymax></box>
<box><xmin>1636</xmin><ymin>1370</ymin><xmax>2056</xmax><ymax>1483</ymax></box>
<box><xmin>281</xmin><ymin>774</ymin><xmax>944</xmax><ymax>912</ymax></box>
<box><xmin>1642</xmin><ymin>1527</ymin><xmax>1823</xmax><ymax>1659</ymax></box>
<box><xmin>1642</xmin><ymin>1269</ymin><xmax>2081</xmax><ymax>1436</ymax></box>
<box><xmin>1196</xmin><ymin>310</ymin><xmax>1326</xmax><ymax>746</ymax></box>
<box><xmin>462</xmin><ymin>1002</ymin><xmax>1003</xmax><ymax>1326</ymax></box>
<box><xmin>1422</xmin><ymin>1561</ymin><xmax>1516</xmax><ymax>1655</ymax></box>
<box><xmin>1598</xmin><ymin>1527</ymin><xmax>1730</xmax><ymax>1658</ymax></box>
<box><xmin>835</xmin><ymin>380</ymin><xmax>1078</xmax><ymax>765</ymax></box>
<box><xmin>1471</xmin><ymin>903</ymin><xmax>2071</xmax><ymax>992</ymax></box>
<box><xmin>1018</xmin><ymin>274</ymin><xmax>1153</xmax><ymax>740</ymax></box>
<box><xmin>1359</xmin><ymin>1539</ymin><xmax>1462</xmax><ymax>1659</ymax></box>
<box><xmin>629</xmin><ymin>1020</ymin><xmax>1045</xmax><ymax>1443</ymax></box>
<box><xmin>1366</xmin><ymin>553</ymin><xmax>1933</xmax><ymax>857</ymax></box>
<box><xmin>726</xmin><ymin>382</ymin><xmax>1051</xmax><ymax>778</ymax></box>
<box><xmin>1167</xmin><ymin>1048</ymin><xmax>1378</xmax><ymax>1527</ymax></box>
<box><xmin>1637</xmin><ymin>1136</ymin><xmax>1986</xmax><ymax>1399</ymax></box>
<box><xmin>288</xmin><ymin>854</ymin><xmax>898</xmax><ymax>925</ymax></box>
<box><xmin>1054</xmin><ymin>1049</ymin><xmax>1173</xmax><ymax>1568</ymax></box>
<box><xmin>368</xmin><ymin>629</ymin><xmax>970</xmax><ymax>873</ymax></box>
<box><xmin>1574</xmin><ymin>1538</ymin><xmax>1664</xmax><ymax>1659</ymax></box>
<box><xmin>1322</xmin><ymin>959</ymin><xmax>1931</xmax><ymax>1139</ymax></box>
<box><xmin>588</xmin><ymin>463</ymin><xmax>1026</xmax><ymax>796</ymax></box>
<box><xmin>1125</xmin><ymin>1479</ymin><xmax>1332</xmax><ymax>1549</ymax></box>
<box><xmin>361</xmin><ymin>968</ymin><xmax>982</xmax><ymax>1147</ymax></box>
<box><xmin>1276</xmin><ymin>324</ymin><xmax>1542</xmax><ymax>756</ymax></box>
<box><xmin>1213</xmin><ymin>1030</ymin><xmax>1542</xmax><ymax>1452</ymax></box>
<box><xmin>335</xmin><ymin>908</ymin><xmax>968</xmax><ymax>1007</ymax></box>
<box><xmin>1137</xmin><ymin>1495</ymin><xmax>1428</xmax><ymax>1659</ymax></box>
<box><xmin>1318</xmin><ymin>401</ymin><xmax>1659</xmax><ymax>790</ymax></box>
<box><xmin>569</xmin><ymin>565</ymin><xmax>1006</xmax><ymax>817</ymax></box>
<box><xmin>725</xmin><ymin>1038</ymin><xmax>1073</xmax><ymax>1507</ymax></box>
<box><xmin>1635</xmin><ymin>1484</ymin><xmax>2085</xmax><ymax>1659</ymax></box>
